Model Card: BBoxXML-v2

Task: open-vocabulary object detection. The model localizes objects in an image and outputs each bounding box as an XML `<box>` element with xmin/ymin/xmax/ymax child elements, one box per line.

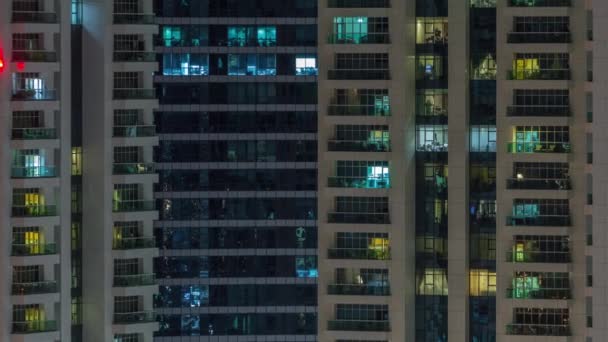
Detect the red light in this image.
<box><xmin>0</xmin><ymin>59</ymin><xmax>4</xmax><ymax>72</ymax></box>
<box><xmin>16</xmin><ymin>62</ymin><xmax>25</xmax><ymax>71</ymax></box>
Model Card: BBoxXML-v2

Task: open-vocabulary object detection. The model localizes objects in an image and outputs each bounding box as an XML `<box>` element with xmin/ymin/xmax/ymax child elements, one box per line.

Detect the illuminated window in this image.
<box><xmin>415</xmin><ymin>18</ymin><xmax>448</xmax><ymax>44</ymax></box>
<box><xmin>295</xmin><ymin>256</ymin><xmax>318</xmax><ymax>278</ymax></box>
<box><xmin>71</xmin><ymin>147</ymin><xmax>82</xmax><ymax>175</ymax></box>
<box><xmin>469</xmin><ymin>269</ymin><xmax>496</xmax><ymax>296</ymax></box>
<box><xmin>332</xmin><ymin>17</ymin><xmax>388</xmax><ymax>44</ymax></box>
<box><xmin>417</xmin><ymin>268</ymin><xmax>448</xmax><ymax>295</ymax></box>
<box><xmin>295</xmin><ymin>54</ymin><xmax>318</xmax><ymax>75</ymax></box>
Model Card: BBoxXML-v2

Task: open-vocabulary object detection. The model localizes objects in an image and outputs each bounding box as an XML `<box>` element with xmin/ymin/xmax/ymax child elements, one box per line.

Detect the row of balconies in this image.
<box><xmin>324</xmin><ymin>320</ymin><xmax>569</xmax><ymax>335</ymax></box>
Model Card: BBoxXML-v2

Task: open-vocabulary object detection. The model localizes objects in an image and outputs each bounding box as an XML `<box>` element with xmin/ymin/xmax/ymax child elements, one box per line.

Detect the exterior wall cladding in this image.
<box><xmin>152</xmin><ymin>0</ymin><xmax>319</xmax><ymax>340</ymax></box>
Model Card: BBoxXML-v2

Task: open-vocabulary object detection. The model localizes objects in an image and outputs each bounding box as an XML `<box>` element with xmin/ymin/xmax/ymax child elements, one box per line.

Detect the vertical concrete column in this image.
<box><xmin>0</xmin><ymin>2</ymin><xmax>12</xmax><ymax>340</ymax></box>
<box><xmin>448</xmin><ymin>1</ymin><xmax>470</xmax><ymax>341</ymax></box>
<box><xmin>592</xmin><ymin>1</ymin><xmax>608</xmax><ymax>340</ymax></box>
<box><xmin>81</xmin><ymin>1</ymin><xmax>114</xmax><ymax>341</ymax></box>
<box><xmin>59</xmin><ymin>0</ymin><xmax>73</xmax><ymax>340</ymax></box>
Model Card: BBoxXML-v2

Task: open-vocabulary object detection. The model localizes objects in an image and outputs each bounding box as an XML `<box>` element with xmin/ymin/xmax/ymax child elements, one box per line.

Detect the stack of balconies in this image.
<box><xmin>9</xmin><ymin>0</ymin><xmax>62</xmax><ymax>339</ymax></box>
<box><xmin>321</xmin><ymin>0</ymin><xmax>394</xmax><ymax>337</ymax></box>
<box><xmin>502</xmin><ymin>0</ymin><xmax>575</xmax><ymax>337</ymax></box>
<box><xmin>111</xmin><ymin>0</ymin><xmax>159</xmax><ymax>340</ymax></box>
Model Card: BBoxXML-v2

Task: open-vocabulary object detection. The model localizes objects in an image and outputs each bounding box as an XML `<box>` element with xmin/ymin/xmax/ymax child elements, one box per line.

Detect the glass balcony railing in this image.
<box><xmin>11</xmin><ymin>89</ymin><xmax>57</xmax><ymax>101</ymax></box>
<box><xmin>327</xmin><ymin>105</ymin><xmax>390</xmax><ymax>116</ymax></box>
<box><xmin>12</xmin><ymin>205</ymin><xmax>57</xmax><ymax>217</ymax></box>
<box><xmin>508</xmin><ymin>0</ymin><xmax>570</xmax><ymax>6</ymax></box>
<box><xmin>12</xmin><ymin>51</ymin><xmax>58</xmax><ymax>62</ymax></box>
<box><xmin>113</xmin><ymin>311</ymin><xmax>156</xmax><ymax>324</ymax></box>
<box><xmin>113</xmin><ymin>273</ymin><xmax>156</xmax><ymax>287</ymax></box>
<box><xmin>12</xmin><ymin>243</ymin><xmax>57</xmax><ymax>256</ymax></box>
<box><xmin>506</xmin><ymin>324</ymin><xmax>570</xmax><ymax>336</ymax></box>
<box><xmin>112</xmin><ymin>237</ymin><xmax>156</xmax><ymax>250</ymax></box>
<box><xmin>113</xmin><ymin>125</ymin><xmax>156</xmax><ymax>137</ymax></box>
<box><xmin>328</xmin><ymin>320</ymin><xmax>390</xmax><ymax>332</ymax></box>
<box><xmin>506</xmin><ymin>215</ymin><xmax>571</xmax><ymax>226</ymax></box>
<box><xmin>12</xmin><ymin>320</ymin><xmax>57</xmax><ymax>334</ymax></box>
<box><xmin>328</xmin><ymin>284</ymin><xmax>391</xmax><ymax>296</ymax></box>
<box><xmin>328</xmin><ymin>0</ymin><xmax>390</xmax><ymax>7</ymax></box>
<box><xmin>328</xmin><ymin>140</ymin><xmax>390</xmax><ymax>152</ymax></box>
<box><xmin>112</xmin><ymin>163</ymin><xmax>155</xmax><ymax>175</ymax></box>
<box><xmin>328</xmin><ymin>34</ymin><xmax>390</xmax><ymax>44</ymax></box>
<box><xmin>506</xmin><ymin>287</ymin><xmax>571</xmax><ymax>300</ymax></box>
<box><xmin>506</xmin><ymin>178</ymin><xmax>571</xmax><ymax>190</ymax></box>
<box><xmin>328</xmin><ymin>212</ymin><xmax>390</xmax><ymax>224</ymax></box>
<box><xmin>507</xmin><ymin>32</ymin><xmax>570</xmax><ymax>44</ymax></box>
<box><xmin>328</xmin><ymin>70</ymin><xmax>390</xmax><ymax>80</ymax></box>
<box><xmin>327</xmin><ymin>248</ymin><xmax>391</xmax><ymax>260</ymax></box>
<box><xmin>12</xmin><ymin>128</ymin><xmax>58</xmax><ymax>140</ymax></box>
<box><xmin>112</xmin><ymin>89</ymin><xmax>156</xmax><ymax>100</ymax></box>
<box><xmin>113</xmin><ymin>51</ymin><xmax>157</xmax><ymax>62</ymax></box>
<box><xmin>11</xmin><ymin>11</ymin><xmax>58</xmax><ymax>23</ymax></box>
<box><xmin>112</xmin><ymin>200</ymin><xmax>155</xmax><ymax>212</ymax></box>
<box><xmin>112</xmin><ymin>13</ymin><xmax>155</xmax><ymax>24</ymax></box>
<box><xmin>507</xmin><ymin>142</ymin><xmax>571</xmax><ymax>153</ymax></box>
<box><xmin>11</xmin><ymin>166</ymin><xmax>57</xmax><ymax>178</ymax></box>
<box><xmin>506</xmin><ymin>250</ymin><xmax>571</xmax><ymax>263</ymax></box>
<box><xmin>506</xmin><ymin>105</ymin><xmax>570</xmax><ymax>117</ymax></box>
<box><xmin>12</xmin><ymin>281</ymin><xmax>58</xmax><ymax>295</ymax></box>
<box><xmin>507</xmin><ymin>69</ymin><xmax>570</xmax><ymax>80</ymax></box>
<box><xmin>328</xmin><ymin>176</ymin><xmax>390</xmax><ymax>189</ymax></box>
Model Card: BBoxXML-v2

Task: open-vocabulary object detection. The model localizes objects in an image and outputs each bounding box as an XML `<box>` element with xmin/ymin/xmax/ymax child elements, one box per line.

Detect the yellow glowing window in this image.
<box><xmin>368</xmin><ymin>237</ymin><xmax>389</xmax><ymax>250</ymax></box>
<box><xmin>24</xmin><ymin>231</ymin><xmax>42</xmax><ymax>254</ymax></box>
<box><xmin>470</xmin><ymin>269</ymin><xmax>496</xmax><ymax>296</ymax></box>
<box><xmin>71</xmin><ymin>147</ymin><xmax>82</xmax><ymax>176</ymax></box>
<box><xmin>24</xmin><ymin>193</ymin><xmax>42</xmax><ymax>206</ymax></box>
<box><xmin>515</xmin><ymin>243</ymin><xmax>525</xmax><ymax>262</ymax></box>
<box><xmin>513</xmin><ymin>58</ymin><xmax>539</xmax><ymax>80</ymax></box>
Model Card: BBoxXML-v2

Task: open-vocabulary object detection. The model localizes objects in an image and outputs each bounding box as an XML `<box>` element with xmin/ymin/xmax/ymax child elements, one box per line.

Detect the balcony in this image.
<box><xmin>113</xmin><ymin>273</ymin><xmax>156</xmax><ymax>287</ymax></box>
<box><xmin>328</xmin><ymin>34</ymin><xmax>390</xmax><ymax>44</ymax></box>
<box><xmin>12</xmin><ymin>89</ymin><xmax>57</xmax><ymax>101</ymax></box>
<box><xmin>113</xmin><ymin>163</ymin><xmax>155</xmax><ymax>175</ymax></box>
<box><xmin>328</xmin><ymin>284</ymin><xmax>390</xmax><ymax>296</ymax></box>
<box><xmin>328</xmin><ymin>0</ymin><xmax>390</xmax><ymax>7</ymax></box>
<box><xmin>112</xmin><ymin>200</ymin><xmax>155</xmax><ymax>212</ymax></box>
<box><xmin>12</xmin><ymin>51</ymin><xmax>58</xmax><ymax>63</ymax></box>
<box><xmin>506</xmin><ymin>105</ymin><xmax>570</xmax><ymax>117</ymax></box>
<box><xmin>328</xmin><ymin>70</ymin><xmax>390</xmax><ymax>80</ymax></box>
<box><xmin>506</xmin><ymin>215</ymin><xmax>570</xmax><ymax>226</ymax></box>
<box><xmin>506</xmin><ymin>324</ymin><xmax>570</xmax><ymax>336</ymax></box>
<box><xmin>11</xmin><ymin>11</ymin><xmax>58</xmax><ymax>23</ymax></box>
<box><xmin>507</xmin><ymin>32</ymin><xmax>570</xmax><ymax>44</ymax></box>
<box><xmin>11</xmin><ymin>166</ymin><xmax>57</xmax><ymax>179</ymax></box>
<box><xmin>507</xmin><ymin>70</ymin><xmax>570</xmax><ymax>80</ymax></box>
<box><xmin>328</xmin><ymin>320</ymin><xmax>390</xmax><ymax>332</ymax></box>
<box><xmin>507</xmin><ymin>142</ymin><xmax>571</xmax><ymax>153</ymax></box>
<box><xmin>506</xmin><ymin>288</ymin><xmax>571</xmax><ymax>300</ymax></box>
<box><xmin>12</xmin><ymin>320</ymin><xmax>57</xmax><ymax>334</ymax></box>
<box><xmin>113</xmin><ymin>237</ymin><xmax>156</xmax><ymax>250</ymax></box>
<box><xmin>508</xmin><ymin>0</ymin><xmax>570</xmax><ymax>6</ymax></box>
<box><xmin>113</xmin><ymin>311</ymin><xmax>156</xmax><ymax>324</ymax></box>
<box><xmin>12</xmin><ymin>205</ymin><xmax>57</xmax><ymax>217</ymax></box>
<box><xmin>327</xmin><ymin>105</ymin><xmax>390</xmax><ymax>116</ymax></box>
<box><xmin>12</xmin><ymin>243</ymin><xmax>57</xmax><ymax>256</ymax></box>
<box><xmin>506</xmin><ymin>251</ymin><xmax>571</xmax><ymax>263</ymax></box>
<box><xmin>506</xmin><ymin>178</ymin><xmax>571</xmax><ymax>190</ymax></box>
<box><xmin>328</xmin><ymin>176</ymin><xmax>390</xmax><ymax>189</ymax></box>
<box><xmin>12</xmin><ymin>128</ymin><xmax>58</xmax><ymax>140</ymax></box>
<box><xmin>328</xmin><ymin>140</ymin><xmax>390</xmax><ymax>152</ymax></box>
<box><xmin>328</xmin><ymin>212</ymin><xmax>390</xmax><ymax>224</ymax></box>
<box><xmin>328</xmin><ymin>248</ymin><xmax>391</xmax><ymax>260</ymax></box>
<box><xmin>12</xmin><ymin>281</ymin><xmax>58</xmax><ymax>295</ymax></box>
<box><xmin>113</xmin><ymin>125</ymin><xmax>156</xmax><ymax>137</ymax></box>
<box><xmin>112</xmin><ymin>13</ymin><xmax>155</xmax><ymax>25</ymax></box>
<box><xmin>113</xmin><ymin>51</ymin><xmax>157</xmax><ymax>62</ymax></box>
<box><xmin>113</xmin><ymin>89</ymin><xmax>156</xmax><ymax>100</ymax></box>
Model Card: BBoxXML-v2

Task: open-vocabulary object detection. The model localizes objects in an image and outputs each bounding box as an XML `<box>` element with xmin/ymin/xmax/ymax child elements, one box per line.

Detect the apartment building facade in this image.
<box><xmin>152</xmin><ymin>0</ymin><xmax>319</xmax><ymax>339</ymax></box>
<box><xmin>318</xmin><ymin>0</ymin><xmax>594</xmax><ymax>342</ymax></box>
